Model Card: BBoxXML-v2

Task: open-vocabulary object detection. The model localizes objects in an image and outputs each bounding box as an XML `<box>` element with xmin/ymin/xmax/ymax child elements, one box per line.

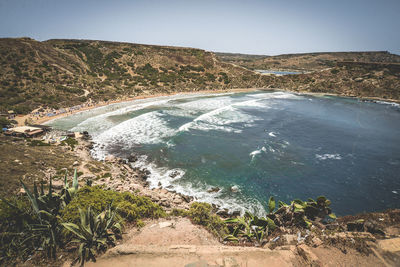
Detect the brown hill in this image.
<box><xmin>260</xmin><ymin>63</ymin><xmax>400</xmax><ymax>100</ymax></box>
<box><xmin>0</xmin><ymin>38</ymin><xmax>399</xmax><ymax>114</ymax></box>
<box><xmin>216</xmin><ymin>51</ymin><xmax>400</xmax><ymax>71</ymax></box>
<box><xmin>0</xmin><ymin>38</ymin><xmax>259</xmax><ymax>113</ymax></box>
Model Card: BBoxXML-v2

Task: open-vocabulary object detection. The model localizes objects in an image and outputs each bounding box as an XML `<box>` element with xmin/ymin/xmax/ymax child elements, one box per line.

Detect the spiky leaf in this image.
<box><xmin>72</xmin><ymin>169</ymin><xmax>78</xmax><ymax>190</ymax></box>
<box><xmin>268</xmin><ymin>196</ymin><xmax>276</xmax><ymax>214</ymax></box>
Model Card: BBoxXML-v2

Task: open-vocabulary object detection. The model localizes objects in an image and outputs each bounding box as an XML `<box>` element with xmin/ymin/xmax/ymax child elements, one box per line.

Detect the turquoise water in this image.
<box><xmin>47</xmin><ymin>91</ymin><xmax>400</xmax><ymax>216</ymax></box>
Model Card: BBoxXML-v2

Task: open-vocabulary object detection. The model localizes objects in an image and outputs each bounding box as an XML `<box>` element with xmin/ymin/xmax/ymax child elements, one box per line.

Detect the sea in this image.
<box><xmin>47</xmin><ymin>90</ymin><xmax>400</xmax><ymax>216</ymax></box>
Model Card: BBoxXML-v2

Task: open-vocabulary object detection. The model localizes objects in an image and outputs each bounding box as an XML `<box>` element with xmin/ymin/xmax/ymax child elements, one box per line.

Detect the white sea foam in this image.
<box><xmin>248</xmin><ymin>91</ymin><xmax>303</xmax><ymax>100</ymax></box>
<box><xmin>59</xmin><ymin>93</ymin><xmax>226</xmax><ymax>134</ymax></box>
<box><xmin>178</xmin><ymin>98</ymin><xmax>266</xmax><ymax>133</ymax></box>
<box><xmin>250</xmin><ymin>146</ymin><xmax>267</xmax><ymax>159</ymax></box>
<box><xmin>315</xmin><ymin>153</ymin><xmax>342</xmax><ymax>160</ymax></box>
<box><xmin>130</xmin><ymin>155</ymin><xmax>266</xmax><ymax>216</ymax></box>
<box><xmin>70</xmin><ymin>99</ymin><xmax>171</xmax><ymax>136</ymax></box>
<box><xmin>376</xmin><ymin>100</ymin><xmax>400</xmax><ymax>108</ymax></box>
<box><xmin>91</xmin><ymin>112</ymin><xmax>176</xmax><ymax>160</ymax></box>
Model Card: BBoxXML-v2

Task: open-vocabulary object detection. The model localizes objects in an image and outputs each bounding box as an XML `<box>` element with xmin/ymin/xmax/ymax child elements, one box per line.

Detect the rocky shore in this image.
<box><xmin>72</xmin><ymin>136</ymin><xmax>194</xmax><ymax>212</ymax></box>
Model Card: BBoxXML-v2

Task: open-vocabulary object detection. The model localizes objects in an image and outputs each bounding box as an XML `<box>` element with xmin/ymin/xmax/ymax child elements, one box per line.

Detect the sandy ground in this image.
<box><xmin>82</xmin><ymin>217</ymin><xmax>299</xmax><ymax>267</ymax></box>
<box><xmin>77</xmin><ymin>217</ymin><xmax>396</xmax><ymax>267</ymax></box>
<box><xmin>20</xmin><ymin>88</ymin><xmax>261</xmax><ymax>126</ymax></box>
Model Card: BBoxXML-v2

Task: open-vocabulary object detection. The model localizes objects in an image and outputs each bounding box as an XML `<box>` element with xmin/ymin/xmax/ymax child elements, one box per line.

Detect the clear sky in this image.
<box><xmin>0</xmin><ymin>0</ymin><xmax>399</xmax><ymax>55</ymax></box>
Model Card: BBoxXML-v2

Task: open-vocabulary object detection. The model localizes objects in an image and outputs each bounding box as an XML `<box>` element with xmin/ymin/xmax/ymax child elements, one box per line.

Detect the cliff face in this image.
<box><xmin>0</xmin><ymin>38</ymin><xmax>399</xmax><ymax>114</ymax></box>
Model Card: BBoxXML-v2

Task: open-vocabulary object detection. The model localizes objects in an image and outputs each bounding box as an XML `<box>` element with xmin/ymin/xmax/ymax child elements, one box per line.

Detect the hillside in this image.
<box><xmin>216</xmin><ymin>51</ymin><xmax>400</xmax><ymax>71</ymax></box>
<box><xmin>0</xmin><ymin>38</ymin><xmax>399</xmax><ymax>115</ymax></box>
<box><xmin>0</xmin><ymin>38</ymin><xmax>260</xmax><ymax>113</ymax></box>
<box><xmin>260</xmin><ymin>63</ymin><xmax>400</xmax><ymax>100</ymax></box>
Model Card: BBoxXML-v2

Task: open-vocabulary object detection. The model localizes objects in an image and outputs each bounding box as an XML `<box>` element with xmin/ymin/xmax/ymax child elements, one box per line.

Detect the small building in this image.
<box><xmin>5</xmin><ymin>126</ymin><xmax>44</xmax><ymax>138</ymax></box>
<box><xmin>7</xmin><ymin>110</ymin><xmax>16</xmax><ymax>119</ymax></box>
<box><xmin>29</xmin><ymin>125</ymin><xmax>52</xmax><ymax>132</ymax></box>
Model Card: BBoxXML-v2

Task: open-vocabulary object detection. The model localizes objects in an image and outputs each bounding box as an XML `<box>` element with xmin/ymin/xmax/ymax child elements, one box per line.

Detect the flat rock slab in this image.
<box><xmin>378</xmin><ymin>237</ymin><xmax>400</xmax><ymax>252</ymax></box>
<box><xmin>159</xmin><ymin>221</ymin><xmax>173</xmax><ymax>228</ymax></box>
<box><xmin>86</xmin><ymin>245</ymin><xmax>296</xmax><ymax>267</ymax></box>
<box><xmin>121</xmin><ymin>218</ymin><xmax>220</xmax><ymax>246</ymax></box>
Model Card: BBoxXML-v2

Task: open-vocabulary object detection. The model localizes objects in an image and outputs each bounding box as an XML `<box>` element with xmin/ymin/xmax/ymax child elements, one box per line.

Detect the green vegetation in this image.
<box><xmin>0</xmin><ymin>117</ymin><xmax>12</xmax><ymax>128</ymax></box>
<box><xmin>61</xmin><ymin>186</ymin><xmax>165</xmax><ymax>224</ymax></box>
<box><xmin>28</xmin><ymin>139</ymin><xmax>51</xmax><ymax>146</ymax></box>
<box><xmin>224</xmin><ymin>212</ymin><xmax>276</xmax><ymax>245</ymax></box>
<box><xmin>0</xmin><ymin>166</ymin><xmax>166</xmax><ymax>265</ymax></box>
<box><xmin>0</xmin><ymin>169</ymin><xmax>79</xmax><ymax>263</ymax></box>
<box><xmin>172</xmin><ymin>202</ymin><xmax>228</xmax><ymax>238</ymax></box>
<box><xmin>330</xmin><ymin>68</ymin><xmax>340</xmax><ymax>74</ymax></box>
<box><xmin>0</xmin><ymin>38</ymin><xmax>265</xmax><ymax>114</ymax></box>
<box><xmin>223</xmin><ymin>196</ymin><xmax>336</xmax><ymax>245</ymax></box>
<box><xmin>60</xmin><ymin>137</ymin><xmax>78</xmax><ymax>150</ymax></box>
<box><xmin>63</xmin><ymin>206</ymin><xmax>122</xmax><ymax>266</ymax></box>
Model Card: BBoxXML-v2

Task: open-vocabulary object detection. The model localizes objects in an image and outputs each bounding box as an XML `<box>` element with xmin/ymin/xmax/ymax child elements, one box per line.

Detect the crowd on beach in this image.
<box><xmin>27</xmin><ymin>99</ymin><xmax>115</xmax><ymax>123</ymax></box>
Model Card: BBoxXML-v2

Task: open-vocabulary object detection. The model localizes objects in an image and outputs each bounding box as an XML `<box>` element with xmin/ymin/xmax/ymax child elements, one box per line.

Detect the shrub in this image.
<box><xmin>0</xmin><ymin>117</ymin><xmax>12</xmax><ymax>128</ymax></box>
<box><xmin>0</xmin><ymin>197</ymin><xmax>33</xmax><ymax>263</ymax></box>
<box><xmin>170</xmin><ymin>208</ymin><xmax>189</xmax><ymax>217</ymax></box>
<box><xmin>60</xmin><ymin>137</ymin><xmax>78</xmax><ymax>150</ymax></box>
<box><xmin>188</xmin><ymin>202</ymin><xmax>228</xmax><ymax>238</ymax></box>
<box><xmin>61</xmin><ymin>186</ymin><xmax>165</xmax><ymax>224</ymax></box>
<box><xmin>330</xmin><ymin>68</ymin><xmax>340</xmax><ymax>74</ymax></box>
<box><xmin>28</xmin><ymin>139</ymin><xmax>50</xmax><ymax>146</ymax></box>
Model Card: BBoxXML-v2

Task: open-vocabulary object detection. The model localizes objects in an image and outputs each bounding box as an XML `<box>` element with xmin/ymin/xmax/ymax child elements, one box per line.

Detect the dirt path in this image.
<box><xmin>84</xmin><ymin>218</ymin><xmax>298</xmax><ymax>267</ymax></box>
<box><xmin>76</xmin><ymin>217</ymin><xmax>398</xmax><ymax>267</ymax></box>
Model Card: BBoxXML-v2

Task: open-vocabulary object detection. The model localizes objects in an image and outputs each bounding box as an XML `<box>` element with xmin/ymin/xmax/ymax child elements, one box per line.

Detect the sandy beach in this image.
<box><xmin>15</xmin><ymin>87</ymin><xmax>399</xmax><ymax>127</ymax></box>
<box><xmin>20</xmin><ymin>88</ymin><xmax>262</xmax><ymax>126</ymax></box>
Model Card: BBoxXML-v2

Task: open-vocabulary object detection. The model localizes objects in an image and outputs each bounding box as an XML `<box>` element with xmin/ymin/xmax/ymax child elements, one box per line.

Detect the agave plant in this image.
<box><xmin>268</xmin><ymin>196</ymin><xmax>276</xmax><ymax>214</ymax></box>
<box><xmin>276</xmin><ymin>196</ymin><xmax>336</xmax><ymax>229</ymax></box>
<box><xmin>224</xmin><ymin>195</ymin><xmax>337</xmax><ymax>246</ymax></box>
<box><xmin>60</xmin><ymin>169</ymin><xmax>79</xmax><ymax>208</ymax></box>
<box><xmin>19</xmin><ymin>178</ymin><xmax>65</xmax><ymax>259</ymax></box>
<box><xmin>0</xmin><ymin>169</ymin><xmax>80</xmax><ymax>260</ymax></box>
<box><xmin>224</xmin><ymin>211</ymin><xmax>276</xmax><ymax>245</ymax></box>
<box><xmin>62</xmin><ymin>205</ymin><xmax>122</xmax><ymax>266</ymax></box>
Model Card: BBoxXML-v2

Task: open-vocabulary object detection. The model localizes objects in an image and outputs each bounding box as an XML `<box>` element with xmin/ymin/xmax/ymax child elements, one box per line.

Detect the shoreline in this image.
<box><xmin>21</xmin><ymin>87</ymin><xmax>400</xmax><ymax>127</ymax></box>
<box><xmin>29</xmin><ymin>88</ymin><xmax>261</xmax><ymax>126</ymax></box>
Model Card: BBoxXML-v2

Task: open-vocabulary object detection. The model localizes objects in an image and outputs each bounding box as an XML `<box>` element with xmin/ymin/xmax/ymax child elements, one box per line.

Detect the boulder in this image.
<box><xmin>159</xmin><ymin>221</ymin><xmax>173</xmax><ymax>228</ymax></box>
<box><xmin>364</xmin><ymin>220</ymin><xmax>385</xmax><ymax>236</ymax></box>
<box><xmin>169</xmin><ymin>171</ymin><xmax>180</xmax><ymax>178</ymax></box>
<box><xmin>173</xmin><ymin>197</ymin><xmax>183</xmax><ymax>205</ymax></box>
<box><xmin>207</xmin><ymin>187</ymin><xmax>220</xmax><ymax>193</ymax></box>
<box><xmin>347</xmin><ymin>220</ymin><xmax>364</xmax><ymax>231</ymax></box>
<box><xmin>180</xmin><ymin>194</ymin><xmax>192</xmax><ymax>203</ymax></box>
<box><xmin>105</xmin><ymin>155</ymin><xmax>116</xmax><ymax>162</ymax></box>
<box><xmin>127</xmin><ymin>154</ymin><xmax>138</xmax><ymax>163</ymax></box>
<box><xmin>230</xmin><ymin>185</ymin><xmax>239</xmax><ymax>193</ymax></box>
